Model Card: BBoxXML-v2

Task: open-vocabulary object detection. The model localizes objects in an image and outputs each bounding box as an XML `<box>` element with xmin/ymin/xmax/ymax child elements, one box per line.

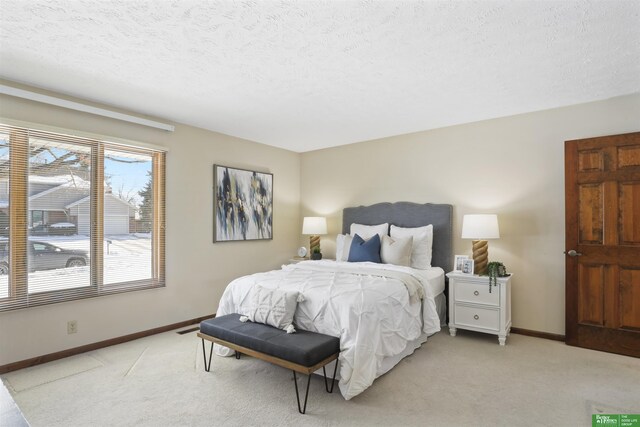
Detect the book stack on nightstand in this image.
<box><xmin>446</xmin><ymin>272</ymin><xmax>512</xmax><ymax>345</ymax></box>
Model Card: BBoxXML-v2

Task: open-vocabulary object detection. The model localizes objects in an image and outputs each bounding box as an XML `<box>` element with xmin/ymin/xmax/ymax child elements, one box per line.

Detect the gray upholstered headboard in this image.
<box><xmin>342</xmin><ymin>202</ymin><xmax>453</xmax><ymax>272</ymax></box>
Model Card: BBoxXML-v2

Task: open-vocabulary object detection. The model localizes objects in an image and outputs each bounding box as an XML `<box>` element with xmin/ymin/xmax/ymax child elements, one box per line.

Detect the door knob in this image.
<box><xmin>565</xmin><ymin>249</ymin><xmax>583</xmax><ymax>257</ymax></box>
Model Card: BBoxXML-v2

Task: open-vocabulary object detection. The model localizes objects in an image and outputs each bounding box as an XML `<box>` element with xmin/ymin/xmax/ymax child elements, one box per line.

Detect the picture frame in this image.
<box><xmin>213</xmin><ymin>165</ymin><xmax>273</xmax><ymax>242</ymax></box>
<box><xmin>462</xmin><ymin>259</ymin><xmax>475</xmax><ymax>275</ymax></box>
<box><xmin>454</xmin><ymin>255</ymin><xmax>468</xmax><ymax>273</ymax></box>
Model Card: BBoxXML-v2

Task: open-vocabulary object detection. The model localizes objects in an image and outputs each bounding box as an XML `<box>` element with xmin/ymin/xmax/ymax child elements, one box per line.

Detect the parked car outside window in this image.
<box><xmin>0</xmin><ymin>241</ymin><xmax>88</xmax><ymax>274</ymax></box>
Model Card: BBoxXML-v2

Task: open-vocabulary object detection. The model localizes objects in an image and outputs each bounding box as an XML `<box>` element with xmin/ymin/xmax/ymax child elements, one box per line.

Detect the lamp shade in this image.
<box><xmin>302</xmin><ymin>217</ymin><xmax>327</xmax><ymax>235</ymax></box>
<box><xmin>461</xmin><ymin>214</ymin><xmax>500</xmax><ymax>239</ymax></box>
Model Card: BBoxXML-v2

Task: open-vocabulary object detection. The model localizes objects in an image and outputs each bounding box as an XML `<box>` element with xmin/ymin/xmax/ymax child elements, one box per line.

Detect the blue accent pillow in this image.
<box><xmin>348</xmin><ymin>233</ymin><xmax>381</xmax><ymax>263</ymax></box>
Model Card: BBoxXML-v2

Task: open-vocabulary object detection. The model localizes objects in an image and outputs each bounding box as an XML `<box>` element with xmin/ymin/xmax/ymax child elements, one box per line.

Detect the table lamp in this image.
<box><xmin>461</xmin><ymin>214</ymin><xmax>500</xmax><ymax>275</ymax></box>
<box><xmin>302</xmin><ymin>217</ymin><xmax>327</xmax><ymax>259</ymax></box>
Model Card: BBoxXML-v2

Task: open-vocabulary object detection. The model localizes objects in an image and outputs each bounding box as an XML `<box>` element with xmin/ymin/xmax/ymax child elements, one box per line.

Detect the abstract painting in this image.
<box><xmin>214</xmin><ymin>165</ymin><xmax>273</xmax><ymax>242</ymax></box>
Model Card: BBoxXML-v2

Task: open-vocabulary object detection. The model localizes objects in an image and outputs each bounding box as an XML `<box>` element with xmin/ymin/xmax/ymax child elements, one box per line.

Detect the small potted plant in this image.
<box><xmin>310</xmin><ymin>247</ymin><xmax>323</xmax><ymax>260</ymax></box>
<box><xmin>486</xmin><ymin>261</ymin><xmax>508</xmax><ymax>293</ymax></box>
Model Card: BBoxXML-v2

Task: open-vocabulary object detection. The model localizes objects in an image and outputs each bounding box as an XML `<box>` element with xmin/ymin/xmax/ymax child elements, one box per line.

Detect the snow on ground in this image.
<box><xmin>0</xmin><ymin>234</ymin><xmax>151</xmax><ymax>298</ymax></box>
<box><xmin>49</xmin><ymin>222</ymin><xmax>76</xmax><ymax>228</ymax></box>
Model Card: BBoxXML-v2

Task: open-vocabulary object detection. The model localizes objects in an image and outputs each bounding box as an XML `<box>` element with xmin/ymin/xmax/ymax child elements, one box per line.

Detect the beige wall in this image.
<box><xmin>300</xmin><ymin>94</ymin><xmax>640</xmax><ymax>335</ymax></box>
<box><xmin>0</xmin><ymin>88</ymin><xmax>301</xmax><ymax>365</ymax></box>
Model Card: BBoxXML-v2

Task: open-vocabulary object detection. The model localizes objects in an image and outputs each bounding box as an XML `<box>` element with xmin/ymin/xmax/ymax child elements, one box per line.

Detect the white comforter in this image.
<box><xmin>215</xmin><ymin>260</ymin><xmax>441</xmax><ymax>400</ymax></box>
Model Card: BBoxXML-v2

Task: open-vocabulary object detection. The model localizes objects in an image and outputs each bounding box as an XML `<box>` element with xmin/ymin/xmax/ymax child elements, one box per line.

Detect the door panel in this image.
<box><xmin>566</xmin><ymin>132</ymin><xmax>640</xmax><ymax>358</ymax></box>
<box><xmin>617</xmin><ymin>145</ymin><xmax>640</xmax><ymax>169</ymax></box>
<box><xmin>578</xmin><ymin>149</ymin><xmax>604</xmax><ymax>172</ymax></box>
<box><xmin>578</xmin><ymin>184</ymin><xmax>603</xmax><ymax>244</ymax></box>
<box><xmin>578</xmin><ymin>264</ymin><xmax>604</xmax><ymax>326</ymax></box>
<box><xmin>620</xmin><ymin>182</ymin><xmax>640</xmax><ymax>244</ymax></box>
<box><xmin>619</xmin><ymin>267</ymin><xmax>640</xmax><ymax>331</ymax></box>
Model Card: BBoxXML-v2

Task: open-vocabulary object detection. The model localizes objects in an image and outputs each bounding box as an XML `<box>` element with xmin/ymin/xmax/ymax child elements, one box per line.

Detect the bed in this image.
<box><xmin>214</xmin><ymin>201</ymin><xmax>453</xmax><ymax>400</ymax></box>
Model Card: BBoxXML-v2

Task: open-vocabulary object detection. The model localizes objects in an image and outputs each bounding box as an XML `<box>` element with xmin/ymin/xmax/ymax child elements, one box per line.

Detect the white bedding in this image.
<box><xmin>215</xmin><ymin>260</ymin><xmax>444</xmax><ymax>400</ymax></box>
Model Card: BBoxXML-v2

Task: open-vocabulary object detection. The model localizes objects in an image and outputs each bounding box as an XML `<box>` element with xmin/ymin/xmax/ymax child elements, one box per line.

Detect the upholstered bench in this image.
<box><xmin>198</xmin><ymin>314</ymin><xmax>340</xmax><ymax>414</ymax></box>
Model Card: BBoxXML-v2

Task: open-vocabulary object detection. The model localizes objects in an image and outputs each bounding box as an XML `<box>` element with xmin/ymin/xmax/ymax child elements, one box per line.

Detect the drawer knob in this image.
<box><xmin>474</xmin><ymin>314</ymin><xmax>479</xmax><ymax>320</ymax></box>
<box><xmin>474</xmin><ymin>290</ymin><xmax>479</xmax><ymax>296</ymax></box>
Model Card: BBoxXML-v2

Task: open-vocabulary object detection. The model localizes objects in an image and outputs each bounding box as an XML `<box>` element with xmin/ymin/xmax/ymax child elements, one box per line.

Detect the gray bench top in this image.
<box><xmin>200</xmin><ymin>314</ymin><xmax>340</xmax><ymax>367</ymax></box>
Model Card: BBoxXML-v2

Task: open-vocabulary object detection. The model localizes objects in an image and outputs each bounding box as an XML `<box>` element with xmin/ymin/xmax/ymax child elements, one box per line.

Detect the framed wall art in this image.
<box><xmin>213</xmin><ymin>165</ymin><xmax>273</xmax><ymax>242</ymax></box>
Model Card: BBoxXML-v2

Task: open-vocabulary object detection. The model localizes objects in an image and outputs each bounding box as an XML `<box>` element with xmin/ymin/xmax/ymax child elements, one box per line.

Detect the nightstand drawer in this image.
<box><xmin>454</xmin><ymin>280</ymin><xmax>499</xmax><ymax>306</ymax></box>
<box><xmin>454</xmin><ymin>305</ymin><xmax>499</xmax><ymax>331</ymax></box>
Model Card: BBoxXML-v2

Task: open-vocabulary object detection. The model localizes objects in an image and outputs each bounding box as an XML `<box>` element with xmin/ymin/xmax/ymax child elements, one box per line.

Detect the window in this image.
<box><xmin>103</xmin><ymin>149</ymin><xmax>153</xmax><ymax>285</ymax></box>
<box><xmin>0</xmin><ymin>124</ymin><xmax>165</xmax><ymax>311</ymax></box>
<box><xmin>30</xmin><ymin>210</ymin><xmax>44</xmax><ymax>228</ymax></box>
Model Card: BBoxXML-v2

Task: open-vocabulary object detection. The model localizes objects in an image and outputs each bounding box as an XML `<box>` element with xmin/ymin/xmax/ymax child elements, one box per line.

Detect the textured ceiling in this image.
<box><xmin>1</xmin><ymin>1</ymin><xmax>639</xmax><ymax>152</ymax></box>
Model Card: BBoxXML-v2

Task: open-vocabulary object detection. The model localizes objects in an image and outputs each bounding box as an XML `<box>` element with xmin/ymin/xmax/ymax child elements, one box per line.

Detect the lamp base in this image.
<box><xmin>472</xmin><ymin>240</ymin><xmax>489</xmax><ymax>275</ymax></box>
<box><xmin>309</xmin><ymin>235</ymin><xmax>320</xmax><ymax>255</ymax></box>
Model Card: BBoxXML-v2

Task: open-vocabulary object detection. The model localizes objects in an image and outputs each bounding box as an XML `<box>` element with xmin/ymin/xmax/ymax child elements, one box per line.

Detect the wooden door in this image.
<box><xmin>565</xmin><ymin>132</ymin><xmax>640</xmax><ymax>358</ymax></box>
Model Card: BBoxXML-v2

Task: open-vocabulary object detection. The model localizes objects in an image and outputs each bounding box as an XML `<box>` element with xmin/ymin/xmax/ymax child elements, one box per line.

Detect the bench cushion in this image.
<box><xmin>200</xmin><ymin>314</ymin><xmax>340</xmax><ymax>367</ymax></box>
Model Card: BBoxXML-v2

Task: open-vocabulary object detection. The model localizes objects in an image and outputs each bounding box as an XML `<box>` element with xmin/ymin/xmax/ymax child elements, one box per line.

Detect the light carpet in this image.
<box><xmin>4</xmin><ymin>354</ymin><xmax>103</xmax><ymax>392</ymax></box>
<box><xmin>2</xmin><ymin>328</ymin><xmax>639</xmax><ymax>427</ymax></box>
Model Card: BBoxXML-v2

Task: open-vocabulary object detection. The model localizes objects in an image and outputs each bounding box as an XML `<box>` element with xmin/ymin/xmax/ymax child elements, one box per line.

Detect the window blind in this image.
<box><xmin>0</xmin><ymin>124</ymin><xmax>166</xmax><ymax>311</ymax></box>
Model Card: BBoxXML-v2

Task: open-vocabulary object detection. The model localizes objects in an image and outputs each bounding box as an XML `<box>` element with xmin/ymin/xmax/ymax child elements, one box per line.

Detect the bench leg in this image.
<box><xmin>201</xmin><ymin>338</ymin><xmax>213</xmax><ymax>372</ymax></box>
<box><xmin>235</xmin><ymin>351</ymin><xmax>241</xmax><ymax>360</ymax></box>
<box><xmin>322</xmin><ymin>361</ymin><xmax>338</xmax><ymax>393</ymax></box>
<box><xmin>292</xmin><ymin>371</ymin><xmax>312</xmax><ymax>414</ymax></box>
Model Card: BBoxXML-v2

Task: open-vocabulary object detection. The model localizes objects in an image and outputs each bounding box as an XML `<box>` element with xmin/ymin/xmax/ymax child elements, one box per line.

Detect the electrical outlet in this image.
<box><xmin>67</xmin><ymin>320</ymin><xmax>78</xmax><ymax>334</ymax></box>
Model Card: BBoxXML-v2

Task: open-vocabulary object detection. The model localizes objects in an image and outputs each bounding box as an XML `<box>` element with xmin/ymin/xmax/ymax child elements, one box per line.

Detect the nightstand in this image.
<box><xmin>287</xmin><ymin>257</ymin><xmax>308</xmax><ymax>264</ymax></box>
<box><xmin>446</xmin><ymin>272</ymin><xmax>512</xmax><ymax>345</ymax></box>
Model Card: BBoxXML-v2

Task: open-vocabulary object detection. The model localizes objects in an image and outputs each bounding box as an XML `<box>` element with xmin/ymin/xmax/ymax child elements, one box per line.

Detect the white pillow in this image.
<box><xmin>390</xmin><ymin>224</ymin><xmax>433</xmax><ymax>269</ymax></box>
<box><xmin>350</xmin><ymin>223</ymin><xmax>389</xmax><ymax>240</ymax></box>
<box><xmin>336</xmin><ymin>234</ymin><xmax>354</xmax><ymax>261</ymax></box>
<box><xmin>246</xmin><ymin>285</ymin><xmax>300</xmax><ymax>331</ymax></box>
<box><xmin>380</xmin><ymin>235</ymin><xmax>413</xmax><ymax>267</ymax></box>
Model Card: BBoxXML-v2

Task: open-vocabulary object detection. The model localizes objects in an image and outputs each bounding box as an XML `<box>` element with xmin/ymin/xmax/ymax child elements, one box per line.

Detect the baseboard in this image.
<box><xmin>511</xmin><ymin>327</ymin><xmax>565</xmax><ymax>342</ymax></box>
<box><xmin>1</xmin><ymin>318</ymin><xmax>563</xmax><ymax>375</ymax></box>
<box><xmin>0</xmin><ymin>314</ymin><xmax>215</xmax><ymax>375</ymax></box>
